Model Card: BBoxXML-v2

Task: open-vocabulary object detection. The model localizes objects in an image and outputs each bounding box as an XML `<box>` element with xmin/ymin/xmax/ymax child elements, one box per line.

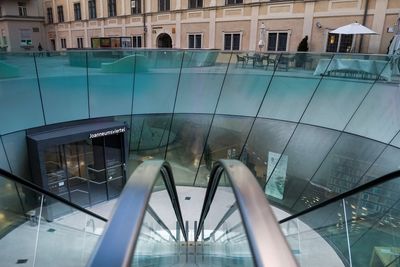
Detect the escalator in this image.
<box><xmin>88</xmin><ymin>160</ymin><xmax>297</xmax><ymax>267</ymax></box>
<box><xmin>1</xmin><ymin>159</ymin><xmax>399</xmax><ymax>266</ymax></box>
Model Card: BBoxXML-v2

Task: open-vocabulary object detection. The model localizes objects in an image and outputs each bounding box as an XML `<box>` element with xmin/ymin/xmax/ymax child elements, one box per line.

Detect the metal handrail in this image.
<box><xmin>279</xmin><ymin>169</ymin><xmax>400</xmax><ymax>224</ymax></box>
<box><xmin>195</xmin><ymin>159</ymin><xmax>298</xmax><ymax>267</ymax></box>
<box><xmin>88</xmin><ymin>160</ymin><xmax>187</xmax><ymax>267</ymax></box>
<box><xmin>0</xmin><ymin>168</ymin><xmax>107</xmax><ymax>222</ymax></box>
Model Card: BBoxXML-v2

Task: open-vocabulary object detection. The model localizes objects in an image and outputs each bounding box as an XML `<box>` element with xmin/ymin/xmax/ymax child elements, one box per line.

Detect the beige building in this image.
<box><xmin>0</xmin><ymin>0</ymin><xmax>45</xmax><ymax>52</ymax></box>
<box><xmin>1</xmin><ymin>0</ymin><xmax>400</xmax><ymax>53</ymax></box>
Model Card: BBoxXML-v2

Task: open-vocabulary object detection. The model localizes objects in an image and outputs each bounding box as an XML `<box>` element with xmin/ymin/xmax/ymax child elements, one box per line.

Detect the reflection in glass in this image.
<box><xmin>198</xmin><ymin>172</ymin><xmax>254</xmax><ymax>266</ymax></box>
<box><xmin>132</xmin><ymin>173</ymin><xmax>183</xmax><ymax>266</ymax></box>
<box><xmin>195</xmin><ymin>115</ymin><xmax>253</xmax><ymax>187</ymax></box>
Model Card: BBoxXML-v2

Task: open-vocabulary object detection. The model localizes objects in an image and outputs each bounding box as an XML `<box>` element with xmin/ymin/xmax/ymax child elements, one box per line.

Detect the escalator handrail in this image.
<box><xmin>88</xmin><ymin>160</ymin><xmax>187</xmax><ymax>267</ymax></box>
<box><xmin>0</xmin><ymin>168</ymin><xmax>107</xmax><ymax>222</ymax></box>
<box><xmin>195</xmin><ymin>159</ymin><xmax>298</xmax><ymax>267</ymax></box>
<box><xmin>279</xmin><ymin>169</ymin><xmax>400</xmax><ymax>224</ymax></box>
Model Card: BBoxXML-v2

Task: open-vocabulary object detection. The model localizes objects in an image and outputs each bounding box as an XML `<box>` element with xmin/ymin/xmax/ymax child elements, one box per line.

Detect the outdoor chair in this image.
<box><xmin>236</xmin><ymin>54</ymin><xmax>247</xmax><ymax>67</ymax></box>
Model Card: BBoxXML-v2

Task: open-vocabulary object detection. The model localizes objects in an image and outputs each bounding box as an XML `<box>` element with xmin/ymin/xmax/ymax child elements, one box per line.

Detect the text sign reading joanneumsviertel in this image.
<box><xmin>89</xmin><ymin>128</ymin><xmax>126</xmax><ymax>139</ymax></box>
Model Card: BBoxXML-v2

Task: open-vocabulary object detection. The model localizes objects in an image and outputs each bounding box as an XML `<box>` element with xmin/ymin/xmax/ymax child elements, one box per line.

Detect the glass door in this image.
<box><xmin>104</xmin><ymin>134</ymin><xmax>125</xmax><ymax>199</ymax></box>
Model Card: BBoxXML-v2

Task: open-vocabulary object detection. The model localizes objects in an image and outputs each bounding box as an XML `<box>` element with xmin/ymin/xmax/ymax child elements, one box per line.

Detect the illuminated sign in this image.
<box><xmin>89</xmin><ymin>127</ymin><xmax>126</xmax><ymax>139</ymax></box>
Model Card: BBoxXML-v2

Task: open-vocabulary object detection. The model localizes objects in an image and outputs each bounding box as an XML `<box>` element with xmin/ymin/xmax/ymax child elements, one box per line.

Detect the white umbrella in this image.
<box><xmin>330</xmin><ymin>22</ymin><xmax>376</xmax><ymax>52</ymax></box>
<box><xmin>388</xmin><ymin>18</ymin><xmax>400</xmax><ymax>55</ymax></box>
<box><xmin>330</xmin><ymin>22</ymin><xmax>377</xmax><ymax>35</ymax></box>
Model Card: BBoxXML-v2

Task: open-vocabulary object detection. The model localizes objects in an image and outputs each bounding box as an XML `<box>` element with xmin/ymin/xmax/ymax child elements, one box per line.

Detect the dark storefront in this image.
<box><xmin>27</xmin><ymin>121</ymin><xmax>127</xmax><ymax>220</ymax></box>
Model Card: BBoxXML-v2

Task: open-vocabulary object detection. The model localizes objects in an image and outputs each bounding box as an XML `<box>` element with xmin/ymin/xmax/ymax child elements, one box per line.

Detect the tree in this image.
<box><xmin>296</xmin><ymin>36</ymin><xmax>309</xmax><ymax>68</ymax></box>
<box><xmin>297</xmin><ymin>36</ymin><xmax>309</xmax><ymax>52</ymax></box>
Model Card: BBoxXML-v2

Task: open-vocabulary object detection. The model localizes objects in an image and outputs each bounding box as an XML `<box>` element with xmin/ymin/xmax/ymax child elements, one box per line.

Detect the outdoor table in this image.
<box><xmin>313</xmin><ymin>58</ymin><xmax>397</xmax><ymax>81</ymax></box>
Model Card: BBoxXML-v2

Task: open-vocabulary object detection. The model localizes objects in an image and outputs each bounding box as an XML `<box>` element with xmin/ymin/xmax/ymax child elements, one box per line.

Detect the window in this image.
<box><xmin>224</xmin><ymin>33</ymin><xmax>240</xmax><ymax>51</ymax></box>
<box><xmin>326</xmin><ymin>33</ymin><xmax>354</xmax><ymax>53</ymax></box>
<box><xmin>61</xmin><ymin>38</ymin><xmax>66</xmax><ymax>49</ymax></box>
<box><xmin>77</xmin><ymin>37</ymin><xmax>84</xmax><ymax>48</ymax></box>
<box><xmin>57</xmin><ymin>6</ymin><xmax>64</xmax><ymax>23</ymax></box>
<box><xmin>159</xmin><ymin>0</ymin><xmax>170</xmax><ymax>11</ymax></box>
<box><xmin>189</xmin><ymin>0</ymin><xmax>202</xmax><ymax>9</ymax></box>
<box><xmin>88</xmin><ymin>0</ymin><xmax>97</xmax><ymax>19</ymax></box>
<box><xmin>225</xmin><ymin>0</ymin><xmax>242</xmax><ymax>5</ymax></box>
<box><xmin>188</xmin><ymin>34</ymin><xmax>202</xmax><ymax>49</ymax></box>
<box><xmin>131</xmin><ymin>0</ymin><xmax>141</xmax><ymax>14</ymax></box>
<box><xmin>108</xmin><ymin>0</ymin><xmax>116</xmax><ymax>17</ymax></box>
<box><xmin>47</xmin><ymin>7</ymin><xmax>53</xmax><ymax>24</ymax></box>
<box><xmin>267</xmin><ymin>32</ymin><xmax>288</xmax><ymax>51</ymax></box>
<box><xmin>74</xmin><ymin>3</ymin><xmax>81</xmax><ymax>20</ymax></box>
<box><xmin>18</xmin><ymin>2</ymin><xmax>27</xmax><ymax>16</ymax></box>
<box><xmin>132</xmin><ymin>36</ymin><xmax>142</xmax><ymax>48</ymax></box>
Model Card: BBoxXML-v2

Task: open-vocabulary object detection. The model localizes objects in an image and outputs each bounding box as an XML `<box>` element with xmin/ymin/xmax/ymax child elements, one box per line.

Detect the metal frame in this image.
<box><xmin>88</xmin><ymin>160</ymin><xmax>187</xmax><ymax>267</ymax></box>
<box><xmin>195</xmin><ymin>159</ymin><xmax>298</xmax><ymax>267</ymax></box>
<box><xmin>0</xmin><ymin>168</ymin><xmax>107</xmax><ymax>222</ymax></box>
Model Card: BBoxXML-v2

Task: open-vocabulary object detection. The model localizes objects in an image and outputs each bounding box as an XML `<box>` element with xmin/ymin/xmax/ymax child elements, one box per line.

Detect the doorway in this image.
<box><xmin>50</xmin><ymin>39</ymin><xmax>56</xmax><ymax>51</ymax></box>
<box><xmin>157</xmin><ymin>33</ymin><xmax>173</xmax><ymax>48</ymax></box>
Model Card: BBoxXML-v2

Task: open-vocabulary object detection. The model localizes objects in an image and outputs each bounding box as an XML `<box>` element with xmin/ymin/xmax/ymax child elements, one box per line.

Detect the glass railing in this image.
<box><xmin>279</xmin><ymin>170</ymin><xmax>400</xmax><ymax>267</ymax></box>
<box><xmin>88</xmin><ymin>160</ymin><xmax>187</xmax><ymax>266</ymax></box>
<box><xmin>132</xmin><ymin>172</ymin><xmax>185</xmax><ymax>266</ymax></box>
<box><xmin>196</xmin><ymin>159</ymin><xmax>297</xmax><ymax>267</ymax></box>
<box><xmin>1</xmin><ymin>49</ymin><xmax>399</xmax><ymax>223</ymax></box>
<box><xmin>0</xmin><ymin>168</ymin><xmax>107</xmax><ymax>266</ymax></box>
<box><xmin>197</xmin><ymin>171</ymin><xmax>254</xmax><ymax>266</ymax></box>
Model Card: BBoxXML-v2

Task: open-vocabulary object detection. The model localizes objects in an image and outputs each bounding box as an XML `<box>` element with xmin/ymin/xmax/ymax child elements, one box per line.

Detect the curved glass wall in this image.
<box><xmin>0</xmin><ymin>50</ymin><xmax>399</xmax><ymax>220</ymax></box>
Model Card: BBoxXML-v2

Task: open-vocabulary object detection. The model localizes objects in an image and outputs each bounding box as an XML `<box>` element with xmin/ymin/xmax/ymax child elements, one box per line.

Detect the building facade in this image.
<box><xmin>0</xmin><ymin>0</ymin><xmax>45</xmax><ymax>52</ymax></box>
<box><xmin>1</xmin><ymin>0</ymin><xmax>400</xmax><ymax>53</ymax></box>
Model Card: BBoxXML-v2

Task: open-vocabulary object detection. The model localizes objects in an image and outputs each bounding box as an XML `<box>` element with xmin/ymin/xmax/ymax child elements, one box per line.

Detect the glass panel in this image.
<box><xmin>277</xmin><ymin>33</ymin><xmax>287</xmax><ymax>51</ymax></box>
<box><xmin>224</xmin><ymin>34</ymin><xmax>231</xmax><ymax>50</ymax></box>
<box><xmin>195</xmin><ymin>115</ymin><xmax>253</xmax><ymax>187</ymax></box>
<box><xmin>345</xmin><ymin>82</ymin><xmax>400</xmax><ymax>143</ymax></box>
<box><xmin>241</xmin><ymin>118</ymin><xmax>296</xmax><ymax>187</ymax></box>
<box><xmin>216</xmin><ymin>52</ymin><xmax>273</xmax><ymax>117</ymax></box>
<box><xmin>281</xmin><ymin>175</ymin><xmax>400</xmax><ymax>267</ymax></box>
<box><xmin>130</xmin><ymin>114</ymin><xmax>173</xmax><ymax>168</ymax></box>
<box><xmin>195</xmin><ymin>35</ymin><xmax>202</xmax><ymax>48</ymax></box>
<box><xmin>188</xmin><ymin>35</ymin><xmax>194</xmax><ymax>49</ymax></box>
<box><xmin>35</xmin><ymin>51</ymin><xmax>89</xmax><ymax>124</ymax></box>
<box><xmin>292</xmin><ymin>133</ymin><xmax>385</xmax><ymax>212</ymax></box>
<box><xmin>165</xmin><ymin>114</ymin><xmax>212</xmax><ymax>185</ymax></box>
<box><xmin>391</xmin><ymin>132</ymin><xmax>400</xmax><ymax>148</ymax></box>
<box><xmin>132</xmin><ymin>173</ymin><xmax>183</xmax><ymax>266</ymax></box>
<box><xmin>265</xmin><ymin>124</ymin><xmax>340</xmax><ymax>210</ymax></box>
<box><xmin>87</xmin><ymin>137</ymin><xmax>108</xmax><ymax>204</ymax></box>
<box><xmin>232</xmin><ymin>34</ymin><xmax>240</xmax><ymax>50</ymax></box>
<box><xmin>0</xmin><ymin>138</ymin><xmax>11</xmax><ymax>172</ymax></box>
<box><xmin>34</xmin><ymin>193</ymin><xmax>104</xmax><ymax>266</ymax></box>
<box><xmin>88</xmin><ymin>50</ymin><xmax>135</xmax><ymax>117</ymax></box>
<box><xmin>175</xmin><ymin>51</ymin><xmax>227</xmax><ymax>114</ymax></box>
<box><xmin>258</xmin><ymin>74</ymin><xmax>320</xmax><ymax>122</ymax></box>
<box><xmin>268</xmin><ymin>33</ymin><xmax>277</xmax><ymax>51</ymax></box>
<box><xmin>198</xmin><ymin>171</ymin><xmax>254</xmax><ymax>266</ymax></box>
<box><xmin>0</xmin><ymin>174</ymin><xmax>104</xmax><ymax>266</ymax></box>
<box><xmin>132</xmin><ymin>51</ymin><xmax>183</xmax><ymax>114</ymax></box>
<box><xmin>280</xmin><ymin>201</ymin><xmax>350</xmax><ymax>267</ymax></box>
<box><xmin>301</xmin><ymin>54</ymin><xmax>388</xmax><ymax>131</ymax></box>
<box><xmin>359</xmin><ymin>146</ymin><xmax>400</xmax><ymax>184</ymax></box>
<box><xmin>2</xmin><ymin>131</ymin><xmax>30</xmax><ymax>179</ymax></box>
<box><xmin>0</xmin><ymin>53</ymin><xmax>45</xmax><ymax>134</ymax></box>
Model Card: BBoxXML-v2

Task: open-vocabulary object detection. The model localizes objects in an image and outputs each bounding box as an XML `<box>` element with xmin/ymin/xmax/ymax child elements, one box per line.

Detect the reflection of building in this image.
<box><xmin>1</xmin><ymin>0</ymin><xmax>399</xmax><ymax>53</ymax></box>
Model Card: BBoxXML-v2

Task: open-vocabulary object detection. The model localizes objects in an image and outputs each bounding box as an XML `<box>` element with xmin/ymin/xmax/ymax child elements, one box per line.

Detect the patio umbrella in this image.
<box><xmin>330</xmin><ymin>22</ymin><xmax>377</xmax><ymax>35</ymax></box>
<box><xmin>330</xmin><ymin>22</ymin><xmax>376</xmax><ymax>52</ymax></box>
<box><xmin>388</xmin><ymin>18</ymin><xmax>400</xmax><ymax>55</ymax></box>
